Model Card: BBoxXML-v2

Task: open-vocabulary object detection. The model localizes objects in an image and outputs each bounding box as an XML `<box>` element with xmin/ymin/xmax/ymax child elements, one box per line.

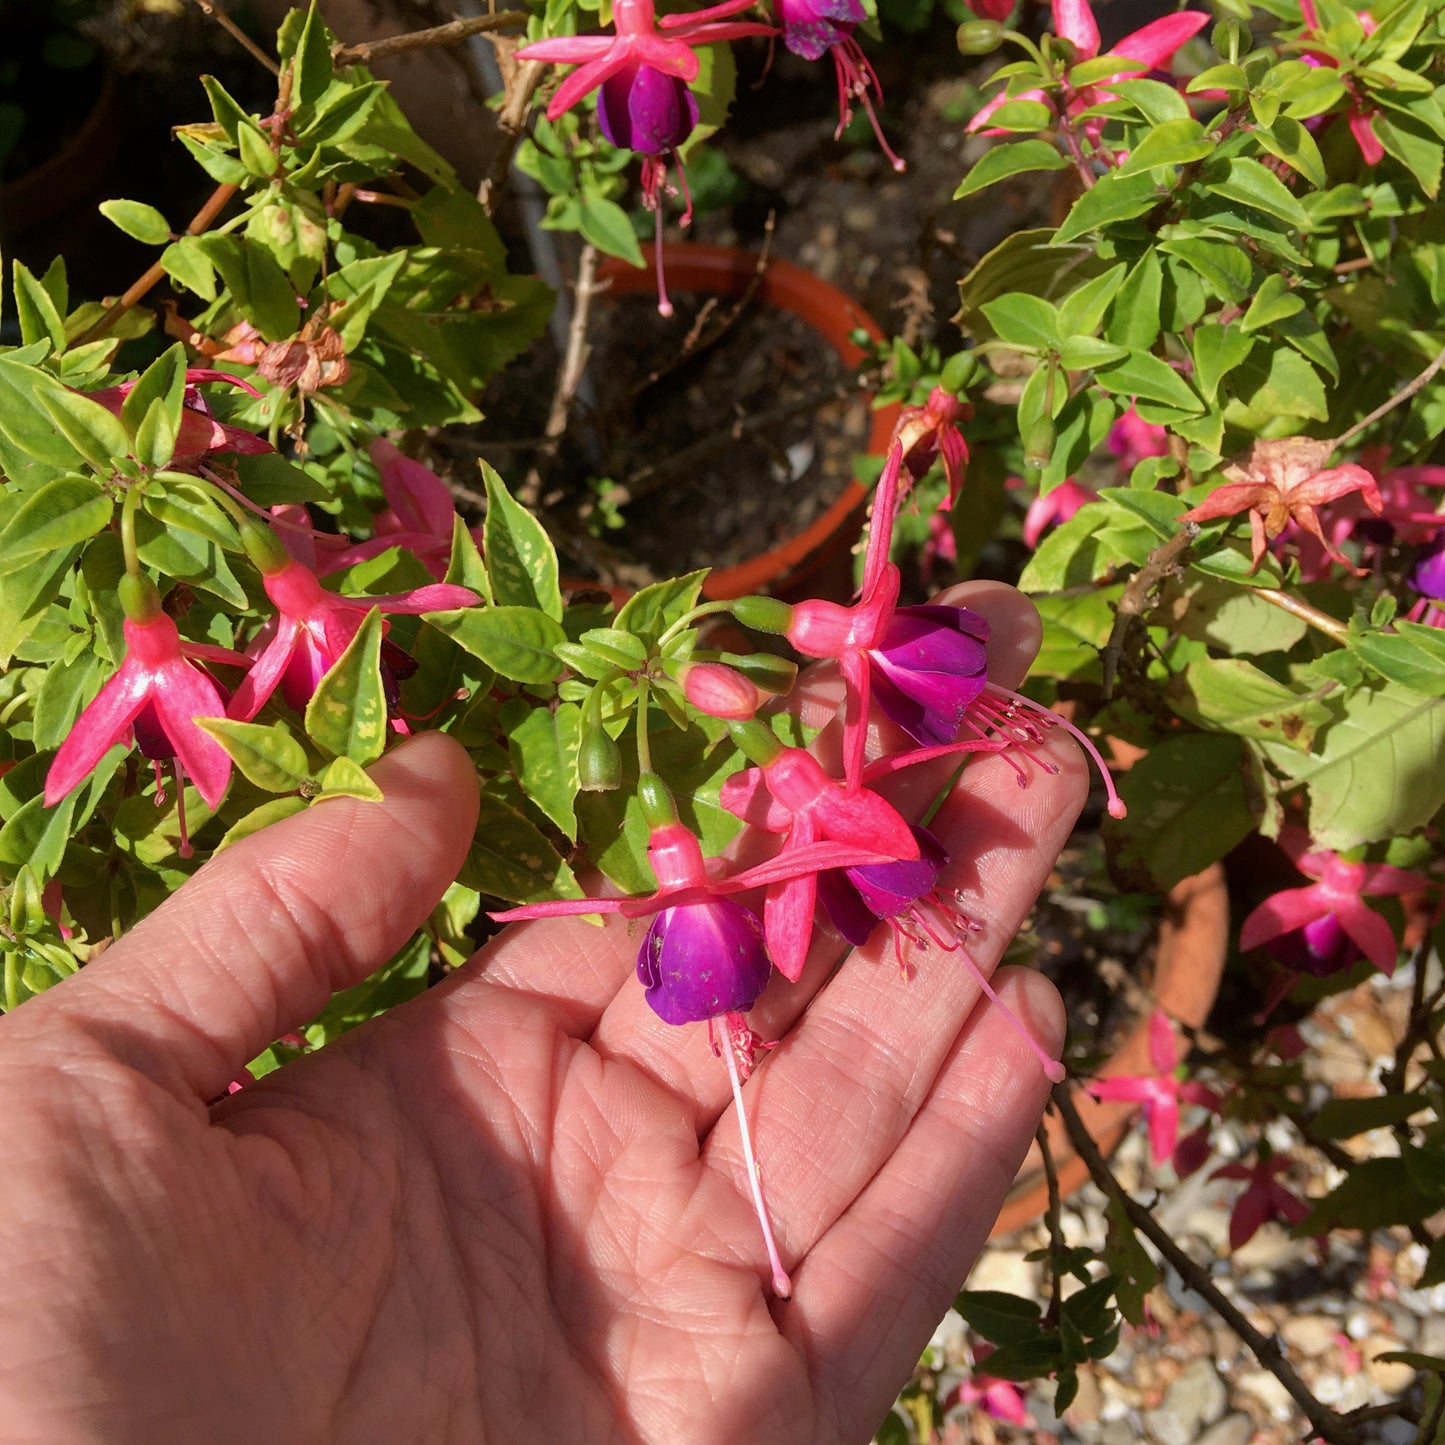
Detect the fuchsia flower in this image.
<box><xmin>1298</xmin><ymin>0</ymin><xmax>1384</xmax><ymax>166</ymax></box>
<box><xmin>1016</xmin><ymin>476</ymin><xmax>1096</xmax><ymax>549</ymax></box>
<box><xmin>638</xmin><ymin>894</ymin><xmax>770</xmax><ymax>1024</ymax></box>
<box><xmin>949</xmin><ymin>1352</ymin><xmax>1035</xmax><ymax>1427</ymax></box>
<box><xmin>678</xmin><ymin>661</ymin><xmax>762</xmax><ymax>719</ymax></box>
<box><xmin>1238</xmin><ymin>827</ymin><xmax>1428</xmax><ymax>979</ymax></box>
<box><xmin>777</xmin><ymin>0</ymin><xmax>906</xmax><ymax>172</ymax></box>
<box><xmin>1108</xmin><ymin>407</ymin><xmax>1169</xmax><ymax>472</ymax></box>
<box><xmin>868</xmin><ymin>604</ymin><xmax>991</xmax><ymax>749</ymax></box>
<box><xmin>969</xmin><ymin>0</ymin><xmax>1207</xmax><ymax>141</ymax></box>
<box><xmin>45</xmin><ymin>575</ymin><xmax>247</xmax><ymax>814</ymax></box>
<box><xmin>1087</xmin><ymin>1009</ymin><xmax>1219</xmax><ymax>1168</ymax></box>
<box><xmin>721</xmin><ymin>731</ymin><xmax>919</xmax><ymax>979</ymax></box>
<box><xmin>894</xmin><ymin>386</ymin><xmax>971</xmax><ymax>505</ymax></box>
<box><xmin>816</xmin><ymin>823</ymin><xmax>1065</xmax><ymax>1079</ymax></box>
<box><xmin>1212</xmin><ymin>1151</ymin><xmax>1310</xmax><ymax>1250</ymax></box>
<box><xmin>1181</xmin><ymin>436</ymin><xmax>1383</xmax><ymax>575</ymax></box>
<box><xmin>362</xmin><ymin>440</ymin><xmax>459</xmax><ymax>579</ymax></box>
<box><xmin>86</xmin><ymin>368</ymin><xmax>272</xmax><ymax>469</ymax></box>
<box><xmin>229</xmin><ymin>522</ymin><xmax>479</xmax><ymax>720</ymax></box>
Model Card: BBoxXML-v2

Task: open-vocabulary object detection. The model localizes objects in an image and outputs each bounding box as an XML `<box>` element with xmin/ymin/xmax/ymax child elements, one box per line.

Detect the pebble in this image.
<box><xmin>1193</xmin><ymin>1413</ymin><xmax>1254</xmax><ymax>1445</ymax></box>
<box><xmin>1144</xmin><ymin>1360</ymin><xmax>1228</xmax><ymax>1445</ymax></box>
<box><xmin>964</xmin><ymin>1248</ymin><xmax>1039</xmax><ymax>1298</ymax></box>
<box><xmin>1279</xmin><ymin>1314</ymin><xmax>1340</xmax><ymax>1357</ymax></box>
<box><xmin>1363</xmin><ymin>1336</ymin><xmax>1416</xmax><ymax>1394</ymax></box>
<box><xmin>1234</xmin><ymin>1370</ymin><xmax>1295</xmax><ymax>1419</ymax></box>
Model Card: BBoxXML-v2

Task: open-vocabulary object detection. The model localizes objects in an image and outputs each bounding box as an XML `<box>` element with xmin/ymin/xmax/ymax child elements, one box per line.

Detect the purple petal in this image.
<box><xmin>637</xmin><ymin>897</ymin><xmax>771</xmax><ymax>1024</ymax></box>
<box><xmin>815</xmin><ymin>869</ymin><xmax>877</xmax><ymax>947</ymax></box>
<box><xmin>846</xmin><ymin>825</ymin><xmax>946</xmax><ymax>918</ymax></box>
<box><xmin>597</xmin><ymin>61</ymin><xmax>698</xmax><ymax>155</ymax></box>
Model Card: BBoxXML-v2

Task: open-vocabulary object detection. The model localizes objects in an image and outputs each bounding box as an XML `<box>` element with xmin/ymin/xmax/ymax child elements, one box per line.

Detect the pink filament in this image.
<box><xmin>830</xmin><ymin>40</ymin><xmax>906</xmax><ymax>173</ymax></box>
<box><xmin>721</xmin><ymin>1032</ymin><xmax>792</xmax><ymax>1298</ymax></box>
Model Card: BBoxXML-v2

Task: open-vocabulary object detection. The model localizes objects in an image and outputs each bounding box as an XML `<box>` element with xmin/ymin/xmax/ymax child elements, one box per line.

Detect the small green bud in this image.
<box><xmin>730</xmin><ymin>595</ymin><xmax>794</xmax><ymax>636</ymax></box>
<box><xmin>637</xmin><ymin>772</ymin><xmax>679</xmax><ymax>828</ymax></box>
<box><xmin>939</xmin><ymin>351</ymin><xmax>979</xmax><ymax>396</ymax></box>
<box><xmin>239</xmin><ymin>518</ymin><xmax>291</xmax><ymax>575</ymax></box>
<box><xmin>578</xmin><ymin>727</ymin><xmax>622</xmax><ymax>792</ymax></box>
<box><xmin>1022</xmin><ymin>414</ymin><xmax>1056</xmax><ymax>471</ymax></box>
<box><xmin>727</xmin><ymin>718</ymin><xmax>785</xmax><ymax>767</ymax></box>
<box><xmin>956</xmin><ymin>18</ymin><xmax>1004</xmax><ymax>54</ymax></box>
<box><xmin>117</xmin><ymin>571</ymin><xmax>163</xmax><ymax>623</ymax></box>
<box><xmin>724</xmin><ymin>652</ymin><xmax>799</xmax><ymax>695</ymax></box>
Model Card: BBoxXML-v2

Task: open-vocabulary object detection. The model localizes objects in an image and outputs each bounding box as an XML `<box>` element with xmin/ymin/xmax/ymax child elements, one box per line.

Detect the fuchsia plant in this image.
<box><xmin>1212</xmin><ymin>1150</ymin><xmax>1311</xmax><ymax>1252</ymax></box>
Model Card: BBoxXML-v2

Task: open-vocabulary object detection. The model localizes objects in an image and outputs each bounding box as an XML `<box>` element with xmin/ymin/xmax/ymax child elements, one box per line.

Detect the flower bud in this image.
<box><xmin>239</xmin><ymin>517</ymin><xmax>291</xmax><ymax>575</ymax></box>
<box><xmin>730</xmin><ymin>595</ymin><xmax>795</xmax><ymax>636</ymax></box>
<box><xmin>117</xmin><ymin>571</ymin><xmax>163</xmax><ymax>624</ymax></box>
<box><xmin>1211</xmin><ymin>17</ymin><xmax>1251</xmax><ymax>63</ymax></box>
<box><xmin>956</xmin><ymin>18</ymin><xmax>1003</xmax><ymax>53</ymax></box>
<box><xmin>679</xmin><ymin>662</ymin><xmax>761</xmax><ymax>720</ymax></box>
<box><xmin>578</xmin><ymin>726</ymin><xmax>622</xmax><ymax>792</ymax></box>
<box><xmin>939</xmin><ymin>350</ymin><xmax>979</xmax><ymax>395</ymax></box>
<box><xmin>725</xmin><ymin>652</ymin><xmax>799</xmax><ymax>696</ymax></box>
<box><xmin>1022</xmin><ymin>414</ymin><xmax>1056</xmax><ymax>471</ymax></box>
<box><xmin>726</xmin><ymin>718</ymin><xmax>785</xmax><ymax>768</ymax></box>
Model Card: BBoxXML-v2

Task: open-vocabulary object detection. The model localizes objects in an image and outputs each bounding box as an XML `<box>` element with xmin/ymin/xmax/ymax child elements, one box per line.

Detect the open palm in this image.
<box><xmin>0</xmin><ymin>583</ymin><xmax>1084</xmax><ymax>1445</ymax></box>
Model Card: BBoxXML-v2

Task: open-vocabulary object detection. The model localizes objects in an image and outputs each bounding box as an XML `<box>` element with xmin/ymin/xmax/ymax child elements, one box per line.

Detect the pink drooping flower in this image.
<box><xmin>968</xmin><ymin>0</ymin><xmax>1207</xmax><ymax>141</ymax></box>
<box><xmin>1016</xmin><ymin>476</ymin><xmax>1096</xmax><ymax>549</ymax></box>
<box><xmin>1181</xmin><ymin>436</ymin><xmax>1383</xmax><ymax>575</ymax></box>
<box><xmin>777</xmin><ymin>0</ymin><xmax>906</xmax><ymax>172</ymax></box>
<box><xmin>85</xmin><ymin>368</ymin><xmax>273</xmax><ymax>469</ymax></box>
<box><xmin>1298</xmin><ymin>0</ymin><xmax>1384</xmax><ymax>166</ymax></box>
<box><xmin>1238</xmin><ymin>827</ymin><xmax>1428</xmax><ymax>980</ymax></box>
<box><xmin>1107</xmin><ymin>407</ymin><xmax>1169</xmax><ymax>472</ymax></box>
<box><xmin>948</xmin><ymin>1348</ymin><xmax>1035</xmax><ymax>1426</ymax></box>
<box><xmin>721</xmin><ymin>729</ymin><xmax>919</xmax><ymax>980</ymax></box>
<box><xmin>895</xmin><ymin>386</ymin><xmax>971</xmax><ymax>505</ymax></box>
<box><xmin>45</xmin><ymin>576</ymin><xmax>247</xmax><ymax>814</ymax></box>
<box><xmin>1087</xmin><ymin>1009</ymin><xmax>1220</xmax><ymax>1169</ymax></box>
<box><xmin>1212</xmin><ymin>1150</ymin><xmax>1310</xmax><ymax>1250</ymax></box>
<box><xmin>229</xmin><ymin>522</ymin><xmax>479</xmax><ymax>720</ymax></box>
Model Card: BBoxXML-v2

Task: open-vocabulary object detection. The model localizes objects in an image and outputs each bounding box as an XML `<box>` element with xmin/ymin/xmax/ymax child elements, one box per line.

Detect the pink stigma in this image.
<box><xmin>721</xmin><ymin>1031</ymin><xmax>792</xmax><ymax>1298</ymax></box>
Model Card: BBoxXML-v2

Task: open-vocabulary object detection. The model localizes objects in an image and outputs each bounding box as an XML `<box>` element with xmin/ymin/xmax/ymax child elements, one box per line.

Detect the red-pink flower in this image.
<box><xmin>895</xmin><ymin>386</ymin><xmax>972</xmax><ymax>506</ymax></box>
<box><xmin>1238</xmin><ymin>827</ymin><xmax>1428</xmax><ymax>979</ymax></box>
<box><xmin>45</xmin><ymin>580</ymin><xmax>246</xmax><ymax>812</ymax></box>
<box><xmin>1298</xmin><ymin>0</ymin><xmax>1384</xmax><ymax>166</ymax></box>
<box><xmin>1087</xmin><ymin>1009</ymin><xmax>1219</xmax><ymax>1168</ymax></box>
<box><xmin>1212</xmin><ymin>1151</ymin><xmax>1310</xmax><ymax>1250</ymax></box>
<box><xmin>1181</xmin><ymin>436</ymin><xmax>1383</xmax><ymax>574</ymax></box>
<box><xmin>969</xmin><ymin>0</ymin><xmax>1207</xmax><ymax>138</ymax></box>
<box><xmin>1017</xmin><ymin>477</ymin><xmax>1096</xmax><ymax>549</ymax></box>
<box><xmin>229</xmin><ymin>524</ymin><xmax>479</xmax><ymax>720</ymax></box>
<box><xmin>86</xmin><ymin>368</ymin><xmax>272</xmax><ymax>469</ymax></box>
<box><xmin>721</xmin><ymin>736</ymin><xmax>918</xmax><ymax>979</ymax></box>
<box><xmin>1108</xmin><ymin>407</ymin><xmax>1169</xmax><ymax>472</ymax></box>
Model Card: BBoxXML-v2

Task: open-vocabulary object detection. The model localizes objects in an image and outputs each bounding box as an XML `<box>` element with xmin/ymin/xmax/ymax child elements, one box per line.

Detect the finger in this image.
<box><xmin>11</xmin><ymin>733</ymin><xmax>478</xmax><ymax>1103</ymax></box>
<box><xmin>701</xmin><ymin>721</ymin><xmax>1085</xmax><ymax>1264</ymax></box>
<box><xmin>468</xmin><ymin>581</ymin><xmax>1039</xmax><ymax>1042</ymax></box>
<box><xmin>789</xmin><ymin>970</ymin><xmax>1064</xmax><ymax>1440</ymax></box>
<box><xmin>589</xmin><ymin>583</ymin><xmax>1058</xmax><ymax>1122</ymax></box>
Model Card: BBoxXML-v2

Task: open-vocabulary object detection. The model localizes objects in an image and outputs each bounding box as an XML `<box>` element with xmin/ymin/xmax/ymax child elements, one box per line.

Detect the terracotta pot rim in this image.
<box><xmin>594</xmin><ymin>242</ymin><xmax>899</xmax><ymax>600</ymax></box>
<box><xmin>989</xmin><ymin>859</ymin><xmax>1230</xmax><ymax>1237</ymax></box>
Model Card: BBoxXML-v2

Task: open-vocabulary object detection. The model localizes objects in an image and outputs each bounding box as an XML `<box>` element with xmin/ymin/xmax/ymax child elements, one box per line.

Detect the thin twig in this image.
<box><xmin>1036</xmin><ymin>1114</ymin><xmax>1066</xmax><ymax>1329</ymax></box>
<box><xmin>1101</xmin><ymin>528</ymin><xmax>1196</xmax><ymax>700</ymax></box>
<box><xmin>1334</xmin><ymin>340</ymin><xmax>1445</xmax><ymax>450</ymax></box>
<box><xmin>188</xmin><ymin>0</ymin><xmax>280</xmax><ymax>75</ymax></box>
<box><xmin>1052</xmin><ymin>1084</ymin><xmax>1361</xmax><ymax>1445</ymax></box>
<box><xmin>74</xmin><ymin>181</ymin><xmax>240</xmax><ymax>346</ymax></box>
<box><xmin>1253</xmin><ymin>587</ymin><xmax>1351</xmax><ymax>645</ymax></box>
<box><xmin>332</xmin><ymin>11</ymin><xmax>527</xmax><ymax>68</ymax></box>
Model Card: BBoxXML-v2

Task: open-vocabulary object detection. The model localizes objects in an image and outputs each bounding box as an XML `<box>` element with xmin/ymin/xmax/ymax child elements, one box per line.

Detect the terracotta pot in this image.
<box><xmin>989</xmin><ymin>860</ymin><xmax>1230</xmax><ymax>1237</ymax></box>
<box><xmin>595</xmin><ymin>243</ymin><xmax>900</xmax><ymax>601</ymax></box>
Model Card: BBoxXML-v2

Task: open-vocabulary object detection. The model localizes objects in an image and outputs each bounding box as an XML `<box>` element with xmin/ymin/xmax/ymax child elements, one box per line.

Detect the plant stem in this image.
<box><xmin>1036</xmin><ymin>1114</ymin><xmax>1066</xmax><ymax>1328</ymax></box>
<box><xmin>120</xmin><ymin>485</ymin><xmax>143</xmax><ymax>576</ymax></box>
<box><xmin>1253</xmin><ymin>587</ymin><xmax>1350</xmax><ymax>644</ymax></box>
<box><xmin>1051</xmin><ymin>1083</ymin><xmax>1361</xmax><ymax>1445</ymax></box>
<box><xmin>332</xmin><ymin>11</ymin><xmax>527</xmax><ymax>68</ymax></box>
<box><xmin>1101</xmin><ymin>527</ymin><xmax>1196</xmax><ymax>700</ymax></box>
<box><xmin>635</xmin><ymin>679</ymin><xmax>653</xmax><ymax>776</ymax></box>
<box><xmin>75</xmin><ymin>181</ymin><xmax>240</xmax><ymax>346</ymax></box>
<box><xmin>1334</xmin><ymin>340</ymin><xmax>1445</xmax><ymax>450</ymax></box>
<box><xmin>187</xmin><ymin>0</ymin><xmax>280</xmax><ymax>75</ymax></box>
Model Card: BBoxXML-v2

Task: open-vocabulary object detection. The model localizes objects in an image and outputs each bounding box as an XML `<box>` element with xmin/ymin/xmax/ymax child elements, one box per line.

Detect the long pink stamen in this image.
<box><xmin>957</xmin><ymin>943</ymin><xmax>1066</xmax><ymax>1083</ymax></box>
<box><xmin>834</xmin><ymin>40</ymin><xmax>906</xmax><ymax>173</ymax></box>
<box><xmin>982</xmin><ymin>683</ymin><xmax>1127</xmax><ymax>818</ymax></box>
<box><xmin>721</xmin><ymin>1033</ymin><xmax>792</xmax><ymax>1298</ymax></box>
<box><xmin>674</xmin><ymin>153</ymin><xmax>694</xmax><ymax>229</ymax></box>
<box><xmin>653</xmin><ymin>202</ymin><xmax>674</xmax><ymax>318</ymax></box>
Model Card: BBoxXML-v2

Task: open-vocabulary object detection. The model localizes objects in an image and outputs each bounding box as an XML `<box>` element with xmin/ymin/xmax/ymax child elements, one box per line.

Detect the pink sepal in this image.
<box><xmin>1147</xmin><ymin>1007</ymin><xmax>1178</xmax><ymax>1073</ymax></box>
<box><xmin>516</xmin><ymin>35</ymin><xmax>615</xmax><ymax>62</ymax></box>
<box><xmin>545</xmin><ymin>52</ymin><xmax>635</xmax><ymax>119</ymax></box>
<box><xmin>1109</xmin><ymin>10</ymin><xmax>1208</xmax><ymax>70</ymax></box>
<box><xmin>228</xmin><ymin>617</ymin><xmax>298</xmax><ymax>722</ymax></box>
<box><xmin>839</xmin><ymin>647</ymin><xmax>872</xmax><ymax>795</ymax></box>
<box><xmin>765</xmin><ymin>872</ymin><xmax>817</xmax><ymax>981</ymax></box>
<box><xmin>1238</xmin><ymin>884</ymin><xmax>1325</xmax><ymax>952</ymax></box>
<box><xmin>181</xmin><ymin>641</ymin><xmax>254</xmax><ymax>668</ymax></box>
<box><xmin>719</xmin><ymin>766</ymin><xmax>793</xmax><ymax>832</ymax></box>
<box><xmin>1332</xmin><ymin>896</ymin><xmax>1402</xmax><ymax>976</ymax></box>
<box><xmin>658</xmin><ymin>0</ymin><xmax>761</xmax><ymax>26</ymax></box>
<box><xmin>1051</xmin><ymin>0</ymin><xmax>1099</xmax><ymax>58</ymax></box>
<box><xmin>1349</xmin><ymin>109</ymin><xmax>1386</xmax><ymax>165</ymax></box>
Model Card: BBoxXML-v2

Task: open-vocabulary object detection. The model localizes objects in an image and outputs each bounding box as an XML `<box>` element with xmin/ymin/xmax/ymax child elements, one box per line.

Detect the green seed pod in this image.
<box><xmin>956</xmin><ymin>18</ymin><xmax>1004</xmax><ymax>54</ymax></box>
<box><xmin>578</xmin><ymin>726</ymin><xmax>622</xmax><ymax>792</ymax></box>
<box><xmin>1022</xmin><ymin>414</ymin><xmax>1056</xmax><ymax>471</ymax></box>
<box><xmin>239</xmin><ymin>517</ymin><xmax>291</xmax><ymax>575</ymax></box>
<box><xmin>939</xmin><ymin>351</ymin><xmax>979</xmax><ymax>396</ymax></box>
<box><xmin>637</xmin><ymin>771</ymin><xmax>680</xmax><ymax>828</ymax></box>
<box><xmin>116</xmin><ymin>571</ymin><xmax>163</xmax><ymax>623</ymax></box>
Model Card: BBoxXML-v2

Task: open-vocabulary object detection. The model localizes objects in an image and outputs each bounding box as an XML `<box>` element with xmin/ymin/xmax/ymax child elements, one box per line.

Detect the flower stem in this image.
<box><xmin>120</xmin><ymin>485</ymin><xmax>143</xmax><ymax>576</ymax></box>
<box><xmin>635</xmin><ymin>678</ymin><xmax>653</xmax><ymax>777</ymax></box>
<box><xmin>721</xmin><ymin>1032</ymin><xmax>792</xmax><ymax>1298</ymax></box>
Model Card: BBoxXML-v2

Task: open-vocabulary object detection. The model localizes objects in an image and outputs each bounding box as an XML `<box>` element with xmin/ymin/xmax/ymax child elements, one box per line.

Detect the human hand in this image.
<box><xmin>0</xmin><ymin>582</ymin><xmax>1085</xmax><ymax>1445</ymax></box>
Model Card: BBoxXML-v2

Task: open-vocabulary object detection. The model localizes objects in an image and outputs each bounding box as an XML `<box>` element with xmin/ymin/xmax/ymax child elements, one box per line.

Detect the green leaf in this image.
<box><xmin>427</xmin><ymin>606</ymin><xmax>565</xmax><ymax>684</ymax></box>
<box><xmin>1253</xmin><ymin>115</ymin><xmax>1326</xmax><ymax>188</ymax></box>
<box><xmin>304</xmin><ymin>608</ymin><xmax>389</xmax><ymax>765</ymax></box>
<box><xmin>122</xmin><ymin>344</ymin><xmax>188</xmax><ymax>471</ymax></box>
<box><xmin>502</xmin><ymin>698</ymin><xmax>582</xmax><ymax>839</ymax></box>
<box><xmin>0</xmin><ymin>476</ymin><xmax>113</xmax><ymax>574</ymax></box>
<box><xmin>32</xmin><ymin>651</ymin><xmax>105</xmax><ymax>752</ymax></box>
<box><xmin>1056</xmin><ymin>335</ymin><xmax>1129</xmax><ymax>369</ymax></box>
<box><xmin>1115</xmin><ymin>118</ymin><xmax>1213</xmax><ymax>175</ymax></box>
<box><xmin>1108</xmin><ymin>78</ymin><xmax>1191</xmax><ymax>125</ymax></box>
<box><xmin>1375</xmin><ymin>111</ymin><xmax>1443</xmax><ymax>199</ymax></box>
<box><xmin>1055</xmin><ymin>262</ymin><xmax>1127</xmax><ymax>338</ymax></box>
<box><xmin>458</xmin><ymin>793</ymin><xmax>583</xmax><ymax>904</ymax></box>
<box><xmin>1240</xmin><ymin>273</ymin><xmax>1304</xmax><ymax>333</ymax></box>
<box><xmin>1298</xmin><ymin>1157</ymin><xmax>1437</xmax><ymax>1233</ymax></box>
<box><xmin>161</xmin><ymin>237</ymin><xmax>218</xmax><ymax>302</ymax></box>
<box><xmin>577</xmin><ymin>197</ymin><xmax>645</xmax><ymax>267</ymax></box>
<box><xmin>216</xmin><ymin>795</ymin><xmax>309</xmax><ymax>852</ymax></box>
<box><xmin>1054</xmin><ymin>170</ymin><xmax>1163</xmax><ymax>244</ymax></box>
<box><xmin>953</xmin><ymin>1290</ymin><xmax>1043</xmax><ymax>1345</ymax></box>
<box><xmin>1191</xmin><ymin>323</ymin><xmax>1255</xmax><ymax>404</ymax></box>
<box><xmin>984</xmin><ymin>98</ymin><xmax>1055</xmax><ymax>131</ymax></box>
<box><xmin>12</xmin><ymin>261</ymin><xmax>65</xmax><ymax>351</ymax></box>
<box><xmin>614</xmin><ymin>571</ymin><xmax>707</xmax><ymax>640</ymax></box>
<box><xmin>481</xmin><ymin>461</ymin><xmax>563</xmax><ymax>619</ymax></box>
<box><xmin>444</xmin><ymin>512</ymin><xmax>493</xmax><ymax>603</ymax></box>
<box><xmin>980</xmin><ymin>293</ymin><xmax>1060</xmax><ymax>351</ymax></box>
<box><xmin>1159</xmin><ymin>238</ymin><xmax>1252</xmax><ymax>304</ymax></box>
<box><xmin>1350</xmin><ymin>624</ymin><xmax>1445</xmax><ymax>696</ymax></box>
<box><xmin>0</xmin><ymin>790</ymin><xmax>76</xmax><ymax>881</ymax></box>
<box><xmin>34</xmin><ymin>383</ymin><xmax>134</xmax><ymax>473</ymax></box>
<box><xmin>231</xmin><ymin>452</ymin><xmax>331</xmax><ymax>506</ymax></box>
<box><xmin>200</xmin><ymin>236</ymin><xmax>300</xmax><ymax>341</ymax></box>
<box><xmin>144</xmin><ymin>476</ymin><xmax>241</xmax><ymax>550</ymax></box>
<box><xmin>1167</xmin><ymin>578</ymin><xmax>1306</xmax><ymax>654</ymax></box>
<box><xmin>1167</xmin><ymin>657</ymin><xmax>1332</xmax><ymax>752</ymax></box>
<box><xmin>953</xmin><ymin>139</ymin><xmax>1069</xmax><ymax>199</ymax></box>
<box><xmin>98</xmin><ymin>199</ymin><xmax>172</xmax><ymax>246</ymax></box>
<box><xmin>1105</xmin><ymin>252</ymin><xmax>1163</xmax><ymax>350</ymax></box>
<box><xmin>1203</xmin><ymin>157</ymin><xmax>1313</xmax><ymax>231</ymax></box>
<box><xmin>1259</xmin><ymin>684</ymin><xmax>1445</xmax><ymax>850</ymax></box>
<box><xmin>1096</xmin><ymin>350</ymin><xmax>1203</xmax><ymax>414</ymax></box>
<box><xmin>291</xmin><ymin>2</ymin><xmax>334</xmax><ymax>108</ymax></box>
<box><xmin>195</xmin><ymin>718</ymin><xmax>311</xmax><ymax>792</ymax></box>
<box><xmin>200</xmin><ymin>74</ymin><xmax>252</xmax><ymax>143</ymax></box>
<box><xmin>314</xmin><ymin>755</ymin><xmax>384</xmax><ymax>803</ymax></box>
<box><xmin>1105</xmin><ymin>733</ymin><xmax>1256</xmax><ymax>891</ymax></box>
<box><xmin>1312</xmin><ymin>1093</ymin><xmax>1431</xmax><ymax>1139</ymax></box>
